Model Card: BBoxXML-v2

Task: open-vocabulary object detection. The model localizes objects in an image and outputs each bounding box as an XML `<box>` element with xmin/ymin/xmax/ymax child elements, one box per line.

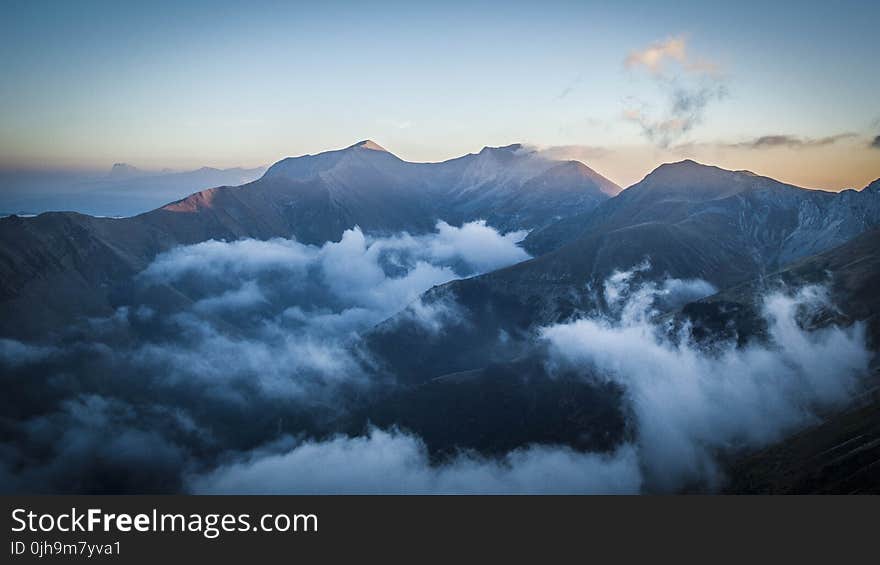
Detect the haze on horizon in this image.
<box><xmin>1</xmin><ymin>0</ymin><xmax>878</xmax><ymax>190</ymax></box>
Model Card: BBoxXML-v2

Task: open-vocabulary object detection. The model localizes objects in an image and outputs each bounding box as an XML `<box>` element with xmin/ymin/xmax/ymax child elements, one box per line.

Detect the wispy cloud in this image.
<box><xmin>557</xmin><ymin>72</ymin><xmax>584</xmax><ymax>99</ymax></box>
<box><xmin>536</xmin><ymin>144</ymin><xmax>610</xmax><ymax>162</ymax></box>
<box><xmin>623</xmin><ymin>35</ymin><xmax>727</xmax><ymax>148</ymax></box>
<box><xmin>624</xmin><ymin>35</ymin><xmax>720</xmax><ymax>77</ymax></box>
<box><xmin>623</xmin><ymin>82</ymin><xmax>727</xmax><ymax>148</ymax></box>
<box><xmin>624</xmin><ymin>36</ymin><xmax>688</xmax><ymax>75</ymax></box>
<box><xmin>728</xmin><ymin>133</ymin><xmax>858</xmax><ymax>150</ymax></box>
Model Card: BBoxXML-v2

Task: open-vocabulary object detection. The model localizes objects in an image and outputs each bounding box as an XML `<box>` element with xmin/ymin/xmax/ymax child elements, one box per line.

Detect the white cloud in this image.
<box><xmin>125</xmin><ymin>220</ymin><xmax>532</xmax><ymax>400</ymax></box>
<box><xmin>193</xmin><ymin>280</ymin><xmax>267</xmax><ymax>313</ymax></box>
<box><xmin>189</xmin><ymin>267</ymin><xmax>869</xmax><ymax>495</ymax></box>
<box><xmin>623</xmin><ymin>35</ymin><xmax>727</xmax><ymax>147</ymax></box>
<box><xmin>625</xmin><ymin>35</ymin><xmax>719</xmax><ymax>77</ymax></box>
<box><xmin>190</xmin><ymin>428</ymin><xmax>642</xmax><ymax>494</ymax></box>
<box><xmin>625</xmin><ymin>36</ymin><xmax>688</xmax><ymax>75</ymax></box>
<box><xmin>542</xmin><ymin>268</ymin><xmax>870</xmax><ymax>491</ymax></box>
<box><xmin>142</xmin><ymin>237</ymin><xmax>314</xmax><ymax>282</ymax></box>
<box><xmin>428</xmin><ymin>220</ymin><xmax>530</xmax><ymax>273</ymax></box>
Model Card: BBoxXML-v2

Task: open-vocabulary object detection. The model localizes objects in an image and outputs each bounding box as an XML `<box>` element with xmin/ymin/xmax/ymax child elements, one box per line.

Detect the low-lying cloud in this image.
<box><xmin>2</xmin><ymin>242</ymin><xmax>871</xmax><ymax>494</ymax></box>
<box><xmin>542</xmin><ymin>266</ymin><xmax>870</xmax><ymax>492</ymax></box>
<box><xmin>0</xmin><ymin>220</ymin><xmax>531</xmax><ymax>493</ymax></box>
<box><xmin>192</xmin><ymin>428</ymin><xmax>641</xmax><ymax>494</ymax></box>
<box><xmin>185</xmin><ymin>264</ymin><xmax>869</xmax><ymax>495</ymax></box>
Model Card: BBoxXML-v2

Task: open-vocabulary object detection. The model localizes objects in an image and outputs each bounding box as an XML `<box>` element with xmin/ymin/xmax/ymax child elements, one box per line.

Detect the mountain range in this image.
<box><xmin>0</xmin><ymin>140</ymin><xmax>618</xmax><ymax>338</ymax></box>
<box><xmin>368</xmin><ymin>160</ymin><xmax>880</xmax><ymax>383</ymax></box>
<box><xmin>1</xmin><ymin>139</ymin><xmax>879</xmax><ymax>494</ymax></box>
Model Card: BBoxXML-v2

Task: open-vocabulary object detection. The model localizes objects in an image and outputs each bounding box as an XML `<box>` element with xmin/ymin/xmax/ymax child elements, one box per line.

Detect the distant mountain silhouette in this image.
<box><xmin>0</xmin><ymin>165</ymin><xmax>267</xmax><ymax>218</ymax></box>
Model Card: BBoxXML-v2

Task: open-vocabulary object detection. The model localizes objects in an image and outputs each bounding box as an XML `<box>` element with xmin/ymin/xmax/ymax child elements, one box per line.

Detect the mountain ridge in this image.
<box><xmin>0</xmin><ymin>140</ymin><xmax>619</xmax><ymax>338</ymax></box>
<box><xmin>366</xmin><ymin>161</ymin><xmax>880</xmax><ymax>383</ymax></box>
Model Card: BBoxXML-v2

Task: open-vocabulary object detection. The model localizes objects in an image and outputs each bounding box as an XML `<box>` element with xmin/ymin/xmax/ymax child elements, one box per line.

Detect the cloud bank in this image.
<box><xmin>192</xmin><ymin>428</ymin><xmax>641</xmax><ymax>494</ymax></box>
<box><xmin>0</xmin><ymin>220</ymin><xmax>531</xmax><ymax>493</ymax></box>
<box><xmin>185</xmin><ymin>264</ymin><xmax>868</xmax><ymax>495</ymax></box>
<box><xmin>542</xmin><ymin>267</ymin><xmax>870</xmax><ymax>492</ymax></box>
<box><xmin>1</xmin><ymin>237</ymin><xmax>870</xmax><ymax>494</ymax></box>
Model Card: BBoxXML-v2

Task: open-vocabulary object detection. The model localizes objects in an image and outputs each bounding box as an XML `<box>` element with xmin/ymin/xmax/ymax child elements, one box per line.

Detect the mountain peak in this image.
<box><xmin>660</xmin><ymin>158</ymin><xmax>712</xmax><ymax>170</ymax></box>
<box><xmin>348</xmin><ymin>139</ymin><xmax>388</xmax><ymax>152</ymax></box>
<box><xmin>479</xmin><ymin>143</ymin><xmax>526</xmax><ymax>154</ymax></box>
<box><xmin>647</xmin><ymin>159</ymin><xmax>731</xmax><ymax>180</ymax></box>
<box><xmin>108</xmin><ymin>163</ymin><xmax>142</xmax><ymax>179</ymax></box>
<box><xmin>631</xmin><ymin>159</ymin><xmax>788</xmax><ymax>201</ymax></box>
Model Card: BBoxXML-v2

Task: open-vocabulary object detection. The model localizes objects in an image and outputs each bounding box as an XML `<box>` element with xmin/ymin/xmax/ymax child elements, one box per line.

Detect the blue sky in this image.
<box><xmin>1</xmin><ymin>0</ymin><xmax>878</xmax><ymax>188</ymax></box>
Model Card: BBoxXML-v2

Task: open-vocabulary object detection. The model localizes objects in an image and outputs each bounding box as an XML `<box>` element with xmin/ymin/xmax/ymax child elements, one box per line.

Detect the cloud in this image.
<box><xmin>0</xmin><ymin>220</ymin><xmax>533</xmax><ymax>493</ymax></box>
<box><xmin>625</xmin><ymin>36</ymin><xmax>688</xmax><ymax>75</ymax></box>
<box><xmin>623</xmin><ymin>36</ymin><xmax>727</xmax><ymax>147</ymax></box>
<box><xmin>541</xmin><ymin>266</ymin><xmax>870</xmax><ymax>492</ymax></box>
<box><xmin>557</xmin><ymin>73</ymin><xmax>584</xmax><ymax>99</ymax></box>
<box><xmin>143</xmin><ymin>220</ymin><xmax>528</xmax><ymax>327</ymax></box>
<box><xmin>625</xmin><ymin>35</ymin><xmax>721</xmax><ymax>77</ymax></box>
<box><xmin>871</xmin><ymin>135</ymin><xmax>880</xmax><ymax>149</ymax></box>
<box><xmin>394</xmin><ymin>294</ymin><xmax>464</xmax><ymax>336</ymax></box>
<box><xmin>728</xmin><ymin>133</ymin><xmax>858</xmax><ymax>150</ymax></box>
<box><xmin>428</xmin><ymin>220</ymin><xmax>529</xmax><ymax>272</ymax></box>
<box><xmin>0</xmin><ymin>338</ymin><xmax>56</xmax><ymax>368</ymax></box>
<box><xmin>133</xmin><ymin>221</ymin><xmax>532</xmax><ymax>399</ymax></box>
<box><xmin>185</xmin><ymin>264</ymin><xmax>867</xmax><ymax>495</ymax></box>
<box><xmin>600</xmin><ymin>260</ymin><xmax>717</xmax><ymax>313</ymax></box>
<box><xmin>193</xmin><ymin>280</ymin><xmax>266</xmax><ymax>313</ymax></box>
<box><xmin>142</xmin><ymin>237</ymin><xmax>315</xmax><ymax>283</ymax></box>
<box><xmin>4</xmin><ymin>395</ymin><xmax>189</xmax><ymax>493</ymax></box>
<box><xmin>535</xmin><ymin>145</ymin><xmax>611</xmax><ymax>163</ymax></box>
<box><xmin>623</xmin><ymin>82</ymin><xmax>728</xmax><ymax>148</ymax></box>
<box><xmin>3</xmin><ymin>234</ymin><xmax>872</xmax><ymax>494</ymax></box>
<box><xmin>190</xmin><ymin>428</ymin><xmax>642</xmax><ymax>494</ymax></box>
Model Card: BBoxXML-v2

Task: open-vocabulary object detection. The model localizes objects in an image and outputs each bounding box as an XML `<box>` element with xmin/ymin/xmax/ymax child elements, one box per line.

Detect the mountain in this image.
<box><xmin>360</xmin><ymin>226</ymin><xmax>880</xmax><ymax>482</ymax></box>
<box><xmin>0</xmin><ymin>140</ymin><xmax>618</xmax><ymax>339</ymax></box>
<box><xmin>108</xmin><ymin>163</ymin><xmax>144</xmax><ymax>179</ymax></box>
<box><xmin>526</xmin><ymin>161</ymin><xmax>880</xmax><ymax>257</ymax></box>
<box><xmin>679</xmin><ymin>226</ymin><xmax>880</xmax><ymax>351</ymax></box>
<box><xmin>725</xmin><ymin>385</ymin><xmax>880</xmax><ymax>494</ymax></box>
<box><xmin>429</xmin><ymin>144</ymin><xmax>620</xmax><ymax>232</ymax></box>
<box><xmin>225</xmin><ymin>140</ymin><xmax>620</xmax><ymax>240</ymax></box>
<box><xmin>3</xmin><ymin>141</ymin><xmax>879</xmax><ymax>495</ymax></box>
<box><xmin>143</xmin><ymin>140</ymin><xmax>618</xmax><ymax>245</ymax></box>
<box><xmin>367</xmin><ymin>164</ymin><xmax>880</xmax><ymax>383</ymax></box>
<box><xmin>345</xmin><ymin>357</ymin><xmax>629</xmax><ymax>460</ymax></box>
<box><xmin>701</xmin><ymin>229</ymin><xmax>880</xmax><ymax>493</ymax></box>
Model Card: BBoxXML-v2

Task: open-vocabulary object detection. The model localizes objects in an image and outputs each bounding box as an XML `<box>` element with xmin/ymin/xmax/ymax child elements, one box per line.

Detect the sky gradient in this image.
<box><xmin>1</xmin><ymin>0</ymin><xmax>878</xmax><ymax>189</ymax></box>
